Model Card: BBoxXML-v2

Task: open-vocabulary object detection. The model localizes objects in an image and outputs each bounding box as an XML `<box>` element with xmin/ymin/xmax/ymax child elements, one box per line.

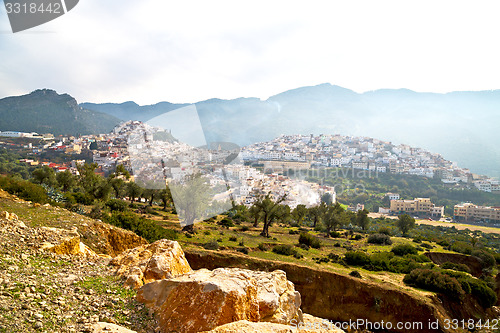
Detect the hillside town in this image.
<box><xmin>3</xmin><ymin>124</ymin><xmax>500</xmax><ymax>219</ymax></box>
<box><xmin>241</xmin><ymin>134</ymin><xmax>500</xmax><ymax>193</ymax></box>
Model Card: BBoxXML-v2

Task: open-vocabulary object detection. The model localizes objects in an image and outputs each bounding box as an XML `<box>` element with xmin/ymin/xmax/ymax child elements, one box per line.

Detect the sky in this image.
<box><xmin>1</xmin><ymin>0</ymin><xmax>500</xmax><ymax>105</ymax></box>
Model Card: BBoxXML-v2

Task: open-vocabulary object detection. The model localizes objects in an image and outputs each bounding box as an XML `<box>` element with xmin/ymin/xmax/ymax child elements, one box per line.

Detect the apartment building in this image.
<box><xmin>390</xmin><ymin>198</ymin><xmax>444</xmax><ymax>218</ymax></box>
<box><xmin>454</xmin><ymin>203</ymin><xmax>500</xmax><ymax>223</ymax></box>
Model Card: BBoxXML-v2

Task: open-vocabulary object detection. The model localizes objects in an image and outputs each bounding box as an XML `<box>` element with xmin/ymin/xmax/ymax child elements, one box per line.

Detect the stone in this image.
<box><xmin>137</xmin><ymin>268</ymin><xmax>302</xmax><ymax>333</ymax></box>
<box><xmin>111</xmin><ymin>239</ymin><xmax>192</xmax><ymax>289</ymax></box>
<box><xmin>202</xmin><ymin>318</ymin><xmax>345</xmax><ymax>332</ymax></box>
<box><xmin>0</xmin><ymin>211</ymin><xmax>9</xmax><ymax>220</ymax></box>
<box><xmin>91</xmin><ymin>322</ymin><xmax>137</xmax><ymax>333</ymax></box>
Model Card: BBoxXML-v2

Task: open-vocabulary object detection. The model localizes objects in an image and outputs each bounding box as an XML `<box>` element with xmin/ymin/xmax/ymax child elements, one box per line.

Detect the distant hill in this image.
<box><xmin>82</xmin><ymin>84</ymin><xmax>500</xmax><ymax>178</ymax></box>
<box><xmin>80</xmin><ymin>101</ymin><xmax>189</xmax><ymax>122</ymax></box>
<box><xmin>0</xmin><ymin>89</ymin><xmax>120</xmax><ymax>136</ymax></box>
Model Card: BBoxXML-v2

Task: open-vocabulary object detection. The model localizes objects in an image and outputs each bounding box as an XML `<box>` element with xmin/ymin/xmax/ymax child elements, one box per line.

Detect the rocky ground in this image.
<box><xmin>0</xmin><ymin>212</ymin><xmax>158</xmax><ymax>333</ymax></box>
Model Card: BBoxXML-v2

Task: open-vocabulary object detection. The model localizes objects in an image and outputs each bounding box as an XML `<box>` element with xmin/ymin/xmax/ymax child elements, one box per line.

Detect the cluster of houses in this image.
<box><xmin>241</xmin><ymin>134</ymin><xmax>499</xmax><ymax>193</ymax></box>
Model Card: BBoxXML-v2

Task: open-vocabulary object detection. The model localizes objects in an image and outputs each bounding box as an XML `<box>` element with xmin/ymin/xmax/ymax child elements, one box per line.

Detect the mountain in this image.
<box><xmin>0</xmin><ymin>89</ymin><xmax>121</xmax><ymax>136</ymax></box>
<box><xmin>67</xmin><ymin>84</ymin><xmax>500</xmax><ymax>178</ymax></box>
<box><xmin>80</xmin><ymin>101</ymin><xmax>189</xmax><ymax>122</ymax></box>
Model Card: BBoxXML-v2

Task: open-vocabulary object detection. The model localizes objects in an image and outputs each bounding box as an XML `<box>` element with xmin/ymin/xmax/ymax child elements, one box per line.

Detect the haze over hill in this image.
<box><xmin>0</xmin><ymin>89</ymin><xmax>121</xmax><ymax>136</ymax></box>
<box><xmin>83</xmin><ymin>84</ymin><xmax>500</xmax><ymax>179</ymax></box>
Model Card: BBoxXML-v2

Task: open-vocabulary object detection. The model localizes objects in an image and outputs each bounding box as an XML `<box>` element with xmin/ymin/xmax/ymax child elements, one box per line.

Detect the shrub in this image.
<box><xmin>218</xmin><ymin>218</ymin><xmax>234</xmax><ymax>228</ymax></box>
<box><xmin>203</xmin><ymin>241</ymin><xmax>219</xmax><ymax>250</ymax></box>
<box><xmin>334</xmin><ymin>242</ymin><xmax>341</xmax><ymax>247</ymax></box>
<box><xmin>330</xmin><ymin>231</ymin><xmax>341</xmax><ymax>238</ymax></box>
<box><xmin>367</xmin><ymin>233</ymin><xmax>392</xmax><ymax>245</ymax></box>
<box><xmin>378</xmin><ymin>227</ymin><xmax>392</xmax><ymax>236</ymax></box>
<box><xmin>299</xmin><ymin>243</ymin><xmax>310</xmax><ymax>250</ymax></box>
<box><xmin>204</xmin><ymin>230</ymin><xmax>211</xmax><ymax>235</ymax></box>
<box><xmin>420</xmin><ymin>243</ymin><xmax>433</xmax><ymax>249</ymax></box>
<box><xmin>0</xmin><ymin>176</ymin><xmax>49</xmax><ymax>204</ymax></box>
<box><xmin>353</xmin><ymin>234</ymin><xmax>363</xmax><ymax>241</ymax></box>
<box><xmin>257</xmin><ymin>243</ymin><xmax>267</xmax><ymax>251</ymax></box>
<box><xmin>441</xmin><ymin>262</ymin><xmax>471</xmax><ymax>274</ymax></box>
<box><xmin>238</xmin><ymin>239</ymin><xmax>245</xmax><ymax>246</ymax></box>
<box><xmin>468</xmin><ymin>278</ymin><xmax>497</xmax><ymax>308</ymax></box>
<box><xmin>349</xmin><ymin>270</ymin><xmax>362</xmax><ymax>278</ymax></box>
<box><xmin>289</xmin><ymin>229</ymin><xmax>299</xmax><ymax>235</ymax></box>
<box><xmin>403</xmin><ymin>269</ymin><xmax>464</xmax><ymax>300</ymax></box>
<box><xmin>471</xmin><ymin>250</ymin><xmax>496</xmax><ymax>269</ymax></box>
<box><xmin>437</xmin><ymin>239</ymin><xmax>450</xmax><ymax>247</ymax></box>
<box><xmin>105</xmin><ymin>211</ymin><xmax>178</xmax><ymax>242</ymax></box>
<box><xmin>450</xmin><ymin>241</ymin><xmax>473</xmax><ymax>255</ymax></box>
<box><xmin>298</xmin><ymin>232</ymin><xmax>321</xmax><ymax>249</ymax></box>
<box><xmin>293</xmin><ymin>253</ymin><xmax>304</xmax><ymax>259</ymax></box>
<box><xmin>216</xmin><ymin>238</ymin><xmax>223</xmax><ymax>242</ymax></box>
<box><xmin>228</xmin><ymin>236</ymin><xmax>237</xmax><ymax>242</ymax></box>
<box><xmin>391</xmin><ymin>244</ymin><xmax>418</xmax><ymax>256</ymax></box>
<box><xmin>344</xmin><ymin>251</ymin><xmax>371</xmax><ymax>266</ymax></box>
<box><xmin>237</xmin><ymin>247</ymin><xmax>249</xmax><ymax>254</ymax></box>
<box><xmin>72</xmin><ymin>192</ymin><xmax>94</xmax><ymax>205</ymax></box>
<box><xmin>327</xmin><ymin>252</ymin><xmax>341</xmax><ymax>262</ymax></box>
<box><xmin>240</xmin><ymin>226</ymin><xmax>250</xmax><ymax>232</ymax></box>
<box><xmin>105</xmin><ymin>199</ymin><xmax>128</xmax><ymax>212</ymax></box>
<box><xmin>272</xmin><ymin>244</ymin><xmax>298</xmax><ymax>256</ymax></box>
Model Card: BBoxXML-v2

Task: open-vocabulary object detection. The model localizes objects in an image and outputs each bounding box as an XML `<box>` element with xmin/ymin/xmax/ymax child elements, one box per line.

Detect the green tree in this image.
<box><xmin>323</xmin><ymin>202</ymin><xmax>348</xmax><ymax>235</ymax></box>
<box><xmin>249</xmin><ymin>204</ymin><xmax>262</xmax><ymax>227</ymax></box>
<box><xmin>355</xmin><ymin>209</ymin><xmax>371</xmax><ymax>232</ymax></box>
<box><xmin>159</xmin><ymin>187</ymin><xmax>173</xmax><ymax>211</ymax></box>
<box><xmin>126</xmin><ymin>181</ymin><xmax>142</xmax><ymax>203</ymax></box>
<box><xmin>56</xmin><ymin>170</ymin><xmax>76</xmax><ymax>192</ymax></box>
<box><xmin>321</xmin><ymin>192</ymin><xmax>333</xmax><ymax>205</ymax></box>
<box><xmin>397</xmin><ymin>214</ymin><xmax>416</xmax><ymax>237</ymax></box>
<box><xmin>308</xmin><ymin>202</ymin><xmax>327</xmax><ymax>229</ymax></box>
<box><xmin>169</xmin><ymin>173</ymin><xmax>212</xmax><ymax>233</ymax></box>
<box><xmin>32</xmin><ymin>166</ymin><xmax>57</xmax><ymax>187</ymax></box>
<box><xmin>109</xmin><ymin>177</ymin><xmax>126</xmax><ymax>199</ymax></box>
<box><xmin>292</xmin><ymin>204</ymin><xmax>307</xmax><ymax>226</ymax></box>
<box><xmin>89</xmin><ymin>141</ymin><xmax>98</xmax><ymax>150</ymax></box>
<box><xmin>252</xmin><ymin>192</ymin><xmax>287</xmax><ymax>237</ymax></box>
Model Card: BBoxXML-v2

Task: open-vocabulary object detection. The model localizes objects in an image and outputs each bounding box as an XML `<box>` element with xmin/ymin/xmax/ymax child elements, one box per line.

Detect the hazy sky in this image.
<box><xmin>1</xmin><ymin>0</ymin><xmax>500</xmax><ymax>104</ymax></box>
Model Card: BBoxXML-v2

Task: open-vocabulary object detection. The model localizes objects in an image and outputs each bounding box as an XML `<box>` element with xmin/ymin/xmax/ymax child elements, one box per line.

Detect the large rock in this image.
<box><xmin>136</xmin><ymin>268</ymin><xmax>302</xmax><ymax>333</ymax></box>
<box><xmin>111</xmin><ymin>239</ymin><xmax>192</xmax><ymax>289</ymax></box>
<box><xmin>202</xmin><ymin>316</ymin><xmax>345</xmax><ymax>332</ymax></box>
<box><xmin>39</xmin><ymin>227</ymin><xmax>100</xmax><ymax>259</ymax></box>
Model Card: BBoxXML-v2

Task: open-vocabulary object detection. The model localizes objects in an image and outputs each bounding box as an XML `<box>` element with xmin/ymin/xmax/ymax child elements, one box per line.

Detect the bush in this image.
<box><xmin>289</xmin><ymin>229</ymin><xmax>299</xmax><ymax>235</ymax></box>
<box><xmin>334</xmin><ymin>242</ymin><xmax>341</xmax><ymax>247</ymax></box>
<box><xmin>420</xmin><ymin>243</ymin><xmax>433</xmax><ymax>249</ymax></box>
<box><xmin>203</xmin><ymin>241</ymin><xmax>219</xmax><ymax>250</ymax></box>
<box><xmin>468</xmin><ymin>278</ymin><xmax>497</xmax><ymax>308</ymax></box>
<box><xmin>349</xmin><ymin>270</ymin><xmax>362</xmax><ymax>278</ymax></box>
<box><xmin>344</xmin><ymin>251</ymin><xmax>371</xmax><ymax>266</ymax></box>
<box><xmin>298</xmin><ymin>232</ymin><xmax>321</xmax><ymax>249</ymax></box>
<box><xmin>240</xmin><ymin>226</ymin><xmax>250</xmax><ymax>232</ymax></box>
<box><xmin>237</xmin><ymin>247</ymin><xmax>249</xmax><ymax>254</ymax></box>
<box><xmin>353</xmin><ymin>234</ymin><xmax>363</xmax><ymax>241</ymax></box>
<box><xmin>367</xmin><ymin>233</ymin><xmax>392</xmax><ymax>245</ymax></box>
<box><xmin>0</xmin><ymin>175</ymin><xmax>48</xmax><ymax>204</ymax></box>
<box><xmin>471</xmin><ymin>250</ymin><xmax>496</xmax><ymax>269</ymax></box>
<box><xmin>105</xmin><ymin>199</ymin><xmax>128</xmax><ymax>212</ymax></box>
<box><xmin>450</xmin><ymin>241</ymin><xmax>473</xmax><ymax>255</ymax></box>
<box><xmin>391</xmin><ymin>244</ymin><xmax>418</xmax><ymax>256</ymax></box>
<box><xmin>293</xmin><ymin>252</ymin><xmax>304</xmax><ymax>259</ymax></box>
<box><xmin>330</xmin><ymin>231</ymin><xmax>341</xmax><ymax>238</ymax></box>
<box><xmin>105</xmin><ymin>211</ymin><xmax>178</xmax><ymax>242</ymax></box>
<box><xmin>378</xmin><ymin>226</ymin><xmax>392</xmax><ymax>236</ymax></box>
<box><xmin>218</xmin><ymin>218</ymin><xmax>234</xmax><ymax>228</ymax></box>
<box><xmin>257</xmin><ymin>243</ymin><xmax>268</xmax><ymax>251</ymax></box>
<box><xmin>72</xmin><ymin>192</ymin><xmax>94</xmax><ymax>205</ymax></box>
<box><xmin>403</xmin><ymin>269</ymin><xmax>464</xmax><ymax>300</ymax></box>
<box><xmin>272</xmin><ymin>244</ymin><xmax>298</xmax><ymax>256</ymax></box>
<box><xmin>441</xmin><ymin>262</ymin><xmax>471</xmax><ymax>274</ymax></box>
<box><xmin>437</xmin><ymin>239</ymin><xmax>450</xmax><ymax>247</ymax></box>
<box><xmin>229</xmin><ymin>236</ymin><xmax>237</xmax><ymax>242</ymax></box>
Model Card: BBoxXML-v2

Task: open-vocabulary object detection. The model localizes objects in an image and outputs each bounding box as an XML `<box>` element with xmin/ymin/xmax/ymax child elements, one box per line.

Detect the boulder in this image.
<box><xmin>91</xmin><ymin>322</ymin><xmax>137</xmax><ymax>333</ymax></box>
<box><xmin>202</xmin><ymin>317</ymin><xmax>345</xmax><ymax>332</ymax></box>
<box><xmin>0</xmin><ymin>211</ymin><xmax>18</xmax><ymax>221</ymax></box>
<box><xmin>40</xmin><ymin>232</ymin><xmax>99</xmax><ymax>259</ymax></box>
<box><xmin>111</xmin><ymin>239</ymin><xmax>192</xmax><ymax>289</ymax></box>
<box><xmin>136</xmin><ymin>268</ymin><xmax>302</xmax><ymax>333</ymax></box>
